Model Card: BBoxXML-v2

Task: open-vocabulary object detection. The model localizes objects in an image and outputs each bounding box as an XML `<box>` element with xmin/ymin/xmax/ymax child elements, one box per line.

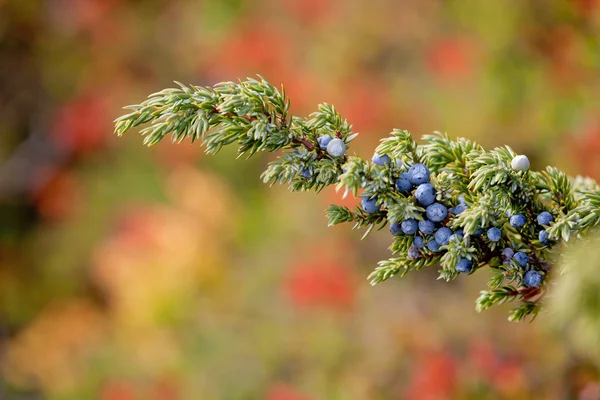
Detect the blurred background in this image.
<box><xmin>1</xmin><ymin>0</ymin><xmax>600</xmax><ymax>399</ymax></box>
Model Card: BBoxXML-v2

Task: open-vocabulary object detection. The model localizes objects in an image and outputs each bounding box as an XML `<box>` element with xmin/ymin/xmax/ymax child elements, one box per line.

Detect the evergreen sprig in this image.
<box><xmin>115</xmin><ymin>76</ymin><xmax>600</xmax><ymax>321</ymax></box>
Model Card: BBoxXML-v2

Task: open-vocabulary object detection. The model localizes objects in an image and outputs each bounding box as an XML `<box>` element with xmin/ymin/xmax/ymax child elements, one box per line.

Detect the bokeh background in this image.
<box><xmin>1</xmin><ymin>0</ymin><xmax>600</xmax><ymax>399</ymax></box>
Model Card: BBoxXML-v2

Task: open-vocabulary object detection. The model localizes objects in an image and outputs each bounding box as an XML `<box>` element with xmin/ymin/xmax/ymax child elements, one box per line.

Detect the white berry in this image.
<box><xmin>511</xmin><ymin>155</ymin><xmax>530</xmax><ymax>171</ymax></box>
<box><xmin>326</xmin><ymin>138</ymin><xmax>346</xmax><ymax>157</ymax></box>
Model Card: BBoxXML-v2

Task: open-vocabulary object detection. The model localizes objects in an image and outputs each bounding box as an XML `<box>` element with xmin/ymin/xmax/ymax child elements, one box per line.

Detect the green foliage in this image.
<box><xmin>115</xmin><ymin>76</ymin><xmax>600</xmax><ymax>322</ymax></box>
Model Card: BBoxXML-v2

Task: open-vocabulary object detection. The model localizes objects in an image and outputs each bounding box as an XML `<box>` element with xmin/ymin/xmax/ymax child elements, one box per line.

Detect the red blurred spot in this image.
<box><xmin>152</xmin><ymin>377</ymin><xmax>181</xmax><ymax>400</ymax></box>
<box><xmin>267</xmin><ymin>383</ymin><xmax>311</xmax><ymax>400</ymax></box>
<box><xmin>334</xmin><ymin>77</ymin><xmax>391</xmax><ymax>133</ymax></box>
<box><xmin>569</xmin><ymin>0</ymin><xmax>600</xmax><ymax>14</ymax></box>
<box><xmin>32</xmin><ymin>168</ymin><xmax>81</xmax><ymax>221</ymax></box>
<box><xmin>51</xmin><ymin>94</ymin><xmax>110</xmax><ymax>156</ymax></box>
<box><xmin>324</xmin><ymin>186</ymin><xmax>359</xmax><ymax>210</ymax></box>
<box><xmin>427</xmin><ymin>38</ymin><xmax>474</xmax><ymax>82</ymax></box>
<box><xmin>282</xmin><ymin>0</ymin><xmax>336</xmax><ymax>24</ymax></box>
<box><xmin>469</xmin><ymin>339</ymin><xmax>498</xmax><ymax>381</ymax></box>
<box><xmin>405</xmin><ymin>350</ymin><xmax>457</xmax><ymax>400</ymax></box>
<box><xmin>569</xmin><ymin>120</ymin><xmax>600</xmax><ymax>179</ymax></box>
<box><xmin>100</xmin><ymin>381</ymin><xmax>136</xmax><ymax>400</ymax></box>
<box><xmin>284</xmin><ymin>254</ymin><xmax>356</xmax><ymax>310</ymax></box>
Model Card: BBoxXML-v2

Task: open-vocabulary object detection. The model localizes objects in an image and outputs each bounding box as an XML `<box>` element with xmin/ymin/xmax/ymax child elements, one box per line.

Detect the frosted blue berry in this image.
<box><xmin>523</xmin><ymin>270</ymin><xmax>543</xmax><ymax>287</ymax></box>
<box><xmin>435</xmin><ymin>227</ymin><xmax>453</xmax><ymax>245</ymax></box>
<box><xmin>395</xmin><ymin>173</ymin><xmax>413</xmax><ymax>193</ymax></box>
<box><xmin>390</xmin><ymin>222</ymin><xmax>402</xmax><ymax>236</ymax></box>
<box><xmin>458</xmin><ymin>194</ymin><xmax>466</xmax><ymax>204</ymax></box>
<box><xmin>413</xmin><ymin>236</ymin><xmax>425</xmax><ymax>249</ymax></box>
<box><xmin>452</xmin><ymin>203</ymin><xmax>468</xmax><ymax>215</ymax></box>
<box><xmin>301</xmin><ymin>167</ymin><xmax>312</xmax><ymax>178</ymax></box>
<box><xmin>539</xmin><ymin>230</ymin><xmax>550</xmax><ymax>244</ymax></box>
<box><xmin>326</xmin><ymin>138</ymin><xmax>346</xmax><ymax>157</ymax></box>
<box><xmin>514</xmin><ymin>252</ymin><xmax>529</xmax><ymax>266</ymax></box>
<box><xmin>487</xmin><ymin>227</ymin><xmax>502</xmax><ymax>242</ymax></box>
<box><xmin>361</xmin><ymin>197</ymin><xmax>380</xmax><ymax>214</ymax></box>
<box><xmin>501</xmin><ymin>248</ymin><xmax>514</xmax><ymax>264</ymax></box>
<box><xmin>317</xmin><ymin>135</ymin><xmax>333</xmax><ymax>150</ymax></box>
<box><xmin>408</xmin><ymin>163</ymin><xmax>430</xmax><ymax>184</ymax></box>
<box><xmin>418</xmin><ymin>219</ymin><xmax>435</xmax><ymax>235</ymax></box>
<box><xmin>456</xmin><ymin>258</ymin><xmax>473</xmax><ymax>273</ymax></box>
<box><xmin>510</xmin><ymin>214</ymin><xmax>526</xmax><ymax>228</ymax></box>
<box><xmin>407</xmin><ymin>246</ymin><xmax>420</xmax><ymax>260</ymax></box>
<box><xmin>401</xmin><ymin>219</ymin><xmax>419</xmax><ymax>235</ymax></box>
<box><xmin>426</xmin><ymin>203</ymin><xmax>448</xmax><ymax>223</ymax></box>
<box><xmin>372</xmin><ymin>153</ymin><xmax>391</xmax><ymax>166</ymax></box>
<box><xmin>426</xmin><ymin>239</ymin><xmax>441</xmax><ymax>253</ymax></box>
<box><xmin>415</xmin><ymin>183</ymin><xmax>436</xmax><ymax>206</ymax></box>
<box><xmin>537</xmin><ymin>211</ymin><xmax>554</xmax><ymax>226</ymax></box>
<box><xmin>449</xmin><ymin>228</ymin><xmax>464</xmax><ymax>242</ymax></box>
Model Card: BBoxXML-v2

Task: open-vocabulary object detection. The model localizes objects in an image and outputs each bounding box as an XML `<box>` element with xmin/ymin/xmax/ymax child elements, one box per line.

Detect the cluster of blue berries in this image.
<box><xmin>360</xmin><ymin>153</ymin><xmax>554</xmax><ymax>288</ymax></box>
<box><xmin>361</xmin><ymin>157</ymin><xmax>476</xmax><ymax>272</ymax></box>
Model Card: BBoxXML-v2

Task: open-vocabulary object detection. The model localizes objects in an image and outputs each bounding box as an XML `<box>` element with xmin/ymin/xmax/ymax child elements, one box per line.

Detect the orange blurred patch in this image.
<box><xmin>100</xmin><ymin>380</ymin><xmax>137</xmax><ymax>400</ymax></box>
<box><xmin>569</xmin><ymin>120</ymin><xmax>600</xmax><ymax>179</ymax></box>
<box><xmin>427</xmin><ymin>37</ymin><xmax>475</xmax><ymax>83</ymax></box>
<box><xmin>32</xmin><ymin>167</ymin><xmax>82</xmax><ymax>221</ymax></box>
<box><xmin>267</xmin><ymin>383</ymin><xmax>311</xmax><ymax>400</ymax></box>
<box><xmin>405</xmin><ymin>350</ymin><xmax>457</xmax><ymax>400</ymax></box>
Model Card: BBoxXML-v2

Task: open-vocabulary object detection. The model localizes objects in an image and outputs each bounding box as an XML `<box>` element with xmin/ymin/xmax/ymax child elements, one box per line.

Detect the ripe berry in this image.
<box><xmin>523</xmin><ymin>270</ymin><xmax>543</xmax><ymax>287</ymax></box>
<box><xmin>301</xmin><ymin>167</ymin><xmax>312</xmax><ymax>178</ymax></box>
<box><xmin>413</xmin><ymin>236</ymin><xmax>425</xmax><ymax>248</ymax></box>
<box><xmin>415</xmin><ymin>183</ymin><xmax>436</xmax><ymax>206</ymax></box>
<box><xmin>426</xmin><ymin>239</ymin><xmax>441</xmax><ymax>252</ymax></box>
<box><xmin>390</xmin><ymin>222</ymin><xmax>402</xmax><ymax>236</ymax></box>
<box><xmin>408</xmin><ymin>163</ymin><xmax>430</xmax><ymax>185</ymax></box>
<box><xmin>326</xmin><ymin>138</ymin><xmax>346</xmax><ymax>157</ymax></box>
<box><xmin>361</xmin><ymin>197</ymin><xmax>380</xmax><ymax>214</ymax></box>
<box><xmin>317</xmin><ymin>135</ymin><xmax>332</xmax><ymax>150</ymax></box>
<box><xmin>401</xmin><ymin>219</ymin><xmax>419</xmax><ymax>235</ymax></box>
<box><xmin>473</xmin><ymin>228</ymin><xmax>485</xmax><ymax>237</ymax></box>
<box><xmin>418</xmin><ymin>219</ymin><xmax>435</xmax><ymax>235</ymax></box>
<box><xmin>539</xmin><ymin>230</ymin><xmax>550</xmax><ymax>244</ymax></box>
<box><xmin>510</xmin><ymin>214</ymin><xmax>526</xmax><ymax>228</ymax></box>
<box><xmin>372</xmin><ymin>153</ymin><xmax>391</xmax><ymax>166</ymax></box>
<box><xmin>487</xmin><ymin>227</ymin><xmax>502</xmax><ymax>242</ymax></box>
<box><xmin>502</xmin><ymin>248</ymin><xmax>514</xmax><ymax>263</ymax></box>
<box><xmin>449</xmin><ymin>229</ymin><xmax>464</xmax><ymax>242</ymax></box>
<box><xmin>395</xmin><ymin>173</ymin><xmax>413</xmax><ymax>193</ymax></box>
<box><xmin>537</xmin><ymin>211</ymin><xmax>554</xmax><ymax>226</ymax></box>
<box><xmin>407</xmin><ymin>246</ymin><xmax>420</xmax><ymax>260</ymax></box>
<box><xmin>456</xmin><ymin>258</ymin><xmax>473</xmax><ymax>273</ymax></box>
<box><xmin>452</xmin><ymin>203</ymin><xmax>467</xmax><ymax>215</ymax></box>
<box><xmin>511</xmin><ymin>155</ymin><xmax>530</xmax><ymax>171</ymax></box>
<box><xmin>514</xmin><ymin>252</ymin><xmax>529</xmax><ymax>266</ymax></box>
<box><xmin>435</xmin><ymin>227</ymin><xmax>452</xmax><ymax>245</ymax></box>
<box><xmin>426</xmin><ymin>203</ymin><xmax>448</xmax><ymax>222</ymax></box>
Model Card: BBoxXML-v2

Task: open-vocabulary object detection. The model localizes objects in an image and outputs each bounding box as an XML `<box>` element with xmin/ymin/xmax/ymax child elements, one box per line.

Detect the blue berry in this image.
<box><xmin>372</xmin><ymin>153</ymin><xmax>391</xmax><ymax>166</ymax></box>
<box><xmin>361</xmin><ymin>197</ymin><xmax>380</xmax><ymax>214</ymax></box>
<box><xmin>413</xmin><ymin>236</ymin><xmax>425</xmax><ymax>248</ymax></box>
<box><xmin>523</xmin><ymin>270</ymin><xmax>543</xmax><ymax>287</ymax></box>
<box><xmin>449</xmin><ymin>229</ymin><xmax>464</xmax><ymax>242</ymax></box>
<box><xmin>452</xmin><ymin>203</ymin><xmax>468</xmax><ymax>215</ymax></box>
<box><xmin>301</xmin><ymin>167</ymin><xmax>312</xmax><ymax>178</ymax></box>
<box><xmin>458</xmin><ymin>194</ymin><xmax>466</xmax><ymax>204</ymax></box>
<box><xmin>537</xmin><ymin>211</ymin><xmax>554</xmax><ymax>226</ymax></box>
<box><xmin>317</xmin><ymin>135</ymin><xmax>332</xmax><ymax>150</ymax></box>
<box><xmin>326</xmin><ymin>138</ymin><xmax>346</xmax><ymax>157</ymax></box>
<box><xmin>401</xmin><ymin>219</ymin><xmax>419</xmax><ymax>235</ymax></box>
<box><xmin>514</xmin><ymin>252</ymin><xmax>529</xmax><ymax>266</ymax></box>
<box><xmin>539</xmin><ymin>230</ymin><xmax>550</xmax><ymax>244</ymax></box>
<box><xmin>487</xmin><ymin>227</ymin><xmax>502</xmax><ymax>242</ymax></box>
<box><xmin>426</xmin><ymin>203</ymin><xmax>448</xmax><ymax>223</ymax></box>
<box><xmin>408</xmin><ymin>163</ymin><xmax>430</xmax><ymax>184</ymax></box>
<box><xmin>395</xmin><ymin>173</ymin><xmax>413</xmax><ymax>193</ymax></box>
<box><xmin>501</xmin><ymin>248</ymin><xmax>514</xmax><ymax>264</ymax></box>
<box><xmin>510</xmin><ymin>214</ymin><xmax>526</xmax><ymax>228</ymax></box>
<box><xmin>415</xmin><ymin>183</ymin><xmax>436</xmax><ymax>206</ymax></box>
<box><xmin>473</xmin><ymin>228</ymin><xmax>485</xmax><ymax>237</ymax></box>
<box><xmin>418</xmin><ymin>219</ymin><xmax>435</xmax><ymax>235</ymax></box>
<box><xmin>456</xmin><ymin>258</ymin><xmax>473</xmax><ymax>273</ymax></box>
<box><xmin>426</xmin><ymin>239</ymin><xmax>441</xmax><ymax>253</ymax></box>
<box><xmin>407</xmin><ymin>246</ymin><xmax>420</xmax><ymax>260</ymax></box>
<box><xmin>390</xmin><ymin>222</ymin><xmax>402</xmax><ymax>236</ymax></box>
<box><xmin>435</xmin><ymin>227</ymin><xmax>453</xmax><ymax>245</ymax></box>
